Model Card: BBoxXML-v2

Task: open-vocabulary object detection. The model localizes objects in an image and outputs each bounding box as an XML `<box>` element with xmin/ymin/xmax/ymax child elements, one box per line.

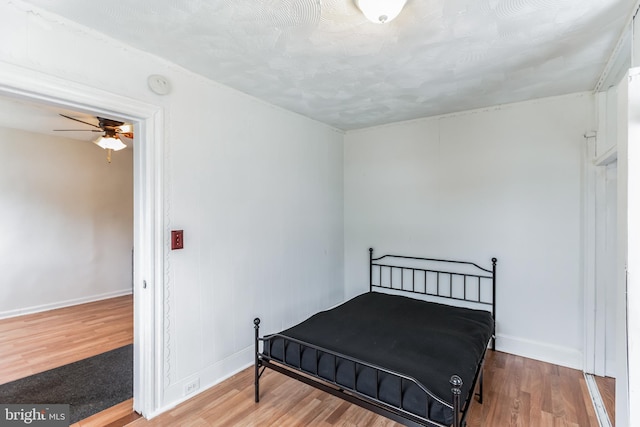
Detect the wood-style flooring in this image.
<box><xmin>1</xmin><ymin>296</ymin><xmax>614</xmax><ymax>426</ymax></box>
<box><xmin>0</xmin><ymin>295</ymin><xmax>133</xmax><ymax>384</ymax></box>
<box><xmin>0</xmin><ymin>295</ymin><xmax>139</xmax><ymax>426</ymax></box>
<box><xmin>126</xmin><ymin>350</ymin><xmax>603</xmax><ymax>427</ymax></box>
<box><xmin>594</xmin><ymin>375</ymin><xmax>616</xmax><ymax>425</ymax></box>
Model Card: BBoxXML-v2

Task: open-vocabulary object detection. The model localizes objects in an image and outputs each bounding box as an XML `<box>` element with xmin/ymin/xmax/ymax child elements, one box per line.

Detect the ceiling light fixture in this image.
<box><xmin>95</xmin><ymin>135</ymin><xmax>127</xmax><ymax>151</ymax></box>
<box><xmin>354</xmin><ymin>0</ymin><xmax>407</xmax><ymax>24</ymax></box>
<box><xmin>94</xmin><ymin>130</ymin><xmax>126</xmax><ymax>163</ymax></box>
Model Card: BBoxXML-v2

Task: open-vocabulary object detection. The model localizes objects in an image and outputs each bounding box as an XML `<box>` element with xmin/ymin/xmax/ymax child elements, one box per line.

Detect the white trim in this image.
<box><xmin>496</xmin><ymin>333</ymin><xmax>583</xmax><ymax>370</ymax></box>
<box><xmin>0</xmin><ymin>290</ymin><xmax>132</xmax><ymax>319</ymax></box>
<box><xmin>587</xmin><ymin>97</ymin><xmax>620</xmax><ymax>379</ymax></box>
<box><xmin>0</xmin><ymin>61</ymin><xmax>164</xmax><ymax>418</ymax></box>
<box><xmin>150</xmin><ymin>349</ymin><xmax>253</xmax><ymax>418</ymax></box>
<box><xmin>149</xmin><ymin>364</ymin><xmax>252</xmax><ymax>418</ymax></box>
<box><xmin>626</xmin><ymin>66</ymin><xmax>640</xmax><ymax>427</ymax></box>
<box><xmin>584</xmin><ymin>133</ymin><xmax>598</xmax><ymax>374</ymax></box>
<box><xmin>584</xmin><ymin>373</ymin><xmax>614</xmax><ymax>427</ymax></box>
<box><xmin>602</xmin><ymin>162</ymin><xmax>619</xmax><ymax>378</ymax></box>
<box><xmin>593</xmin><ymin>165</ymin><xmax>608</xmax><ymax>376</ymax></box>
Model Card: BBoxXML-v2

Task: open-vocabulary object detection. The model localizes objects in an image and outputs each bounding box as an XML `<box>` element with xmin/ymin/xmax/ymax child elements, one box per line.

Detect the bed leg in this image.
<box><xmin>254</xmin><ymin>317</ymin><xmax>261</xmax><ymax>403</ymax></box>
<box><xmin>492</xmin><ymin>332</ymin><xmax>496</xmax><ymax>351</ymax></box>
<box><xmin>492</xmin><ymin>257</ymin><xmax>497</xmax><ymax>352</ymax></box>
<box><xmin>478</xmin><ymin>368</ymin><xmax>484</xmax><ymax>404</ymax></box>
<box><xmin>451</xmin><ymin>375</ymin><xmax>462</xmax><ymax>427</ymax></box>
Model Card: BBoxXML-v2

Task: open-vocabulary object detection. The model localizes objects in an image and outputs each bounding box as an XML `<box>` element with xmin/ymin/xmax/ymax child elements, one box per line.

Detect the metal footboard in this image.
<box><xmin>255</xmin><ymin>318</ymin><xmax>473</xmax><ymax>427</ymax></box>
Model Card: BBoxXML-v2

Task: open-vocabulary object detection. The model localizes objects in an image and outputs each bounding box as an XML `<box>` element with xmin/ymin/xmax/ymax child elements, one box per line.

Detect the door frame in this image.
<box><xmin>0</xmin><ymin>61</ymin><xmax>164</xmax><ymax>417</ymax></box>
<box><xmin>585</xmin><ymin>147</ymin><xmax>618</xmax><ymax>377</ymax></box>
<box><xmin>625</xmin><ymin>66</ymin><xmax>640</xmax><ymax>427</ymax></box>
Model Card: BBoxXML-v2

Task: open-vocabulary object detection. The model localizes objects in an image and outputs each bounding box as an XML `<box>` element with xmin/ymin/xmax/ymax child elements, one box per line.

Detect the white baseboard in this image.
<box><xmin>496</xmin><ymin>333</ymin><xmax>583</xmax><ymax>370</ymax></box>
<box><xmin>152</xmin><ymin>346</ymin><xmax>254</xmax><ymax>419</ymax></box>
<box><xmin>0</xmin><ymin>289</ymin><xmax>133</xmax><ymax>319</ymax></box>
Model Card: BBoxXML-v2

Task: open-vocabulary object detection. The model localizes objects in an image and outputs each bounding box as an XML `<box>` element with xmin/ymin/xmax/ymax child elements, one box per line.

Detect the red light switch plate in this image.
<box><xmin>171</xmin><ymin>230</ymin><xmax>184</xmax><ymax>250</ymax></box>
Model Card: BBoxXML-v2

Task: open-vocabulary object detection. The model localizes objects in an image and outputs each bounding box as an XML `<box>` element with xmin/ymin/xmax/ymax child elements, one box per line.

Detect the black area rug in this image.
<box><xmin>0</xmin><ymin>344</ymin><xmax>133</xmax><ymax>423</ymax></box>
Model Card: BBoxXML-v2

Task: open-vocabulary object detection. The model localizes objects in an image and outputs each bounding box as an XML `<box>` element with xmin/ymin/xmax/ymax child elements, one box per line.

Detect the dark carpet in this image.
<box><xmin>0</xmin><ymin>344</ymin><xmax>133</xmax><ymax>423</ymax></box>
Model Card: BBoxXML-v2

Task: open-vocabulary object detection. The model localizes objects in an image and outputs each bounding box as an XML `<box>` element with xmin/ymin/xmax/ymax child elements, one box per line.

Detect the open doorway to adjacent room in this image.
<box><xmin>0</xmin><ymin>96</ymin><xmax>137</xmax><ymax>423</ymax></box>
<box><xmin>0</xmin><ymin>61</ymin><xmax>164</xmax><ymax>418</ymax></box>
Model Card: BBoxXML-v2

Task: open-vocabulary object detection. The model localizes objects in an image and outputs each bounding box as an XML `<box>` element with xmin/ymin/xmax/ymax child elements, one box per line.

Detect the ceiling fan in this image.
<box><xmin>55</xmin><ymin>114</ymin><xmax>133</xmax><ymax>163</ymax></box>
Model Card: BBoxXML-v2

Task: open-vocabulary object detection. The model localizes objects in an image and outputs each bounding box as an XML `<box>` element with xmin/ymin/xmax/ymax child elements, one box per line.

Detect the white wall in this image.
<box><xmin>0</xmin><ymin>127</ymin><xmax>133</xmax><ymax>317</ymax></box>
<box><xmin>0</xmin><ymin>0</ymin><xmax>344</xmax><ymax>412</ymax></box>
<box><xmin>167</xmin><ymin>87</ymin><xmax>345</xmax><ymax>399</ymax></box>
<box><xmin>345</xmin><ymin>93</ymin><xmax>594</xmax><ymax>369</ymax></box>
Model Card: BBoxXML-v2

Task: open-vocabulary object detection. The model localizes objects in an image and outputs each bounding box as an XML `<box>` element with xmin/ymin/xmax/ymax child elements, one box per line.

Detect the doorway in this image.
<box><xmin>0</xmin><ymin>100</ymin><xmax>135</xmax><ymax>421</ymax></box>
<box><xmin>0</xmin><ymin>60</ymin><xmax>164</xmax><ymax>418</ymax></box>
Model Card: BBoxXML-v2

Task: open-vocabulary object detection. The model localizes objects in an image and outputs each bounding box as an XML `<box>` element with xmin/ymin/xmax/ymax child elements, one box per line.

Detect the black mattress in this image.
<box><xmin>263</xmin><ymin>292</ymin><xmax>493</xmax><ymax>425</ymax></box>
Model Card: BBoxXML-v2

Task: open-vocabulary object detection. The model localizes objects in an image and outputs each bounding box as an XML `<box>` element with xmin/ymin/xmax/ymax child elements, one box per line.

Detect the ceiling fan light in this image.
<box><xmin>354</xmin><ymin>0</ymin><xmax>407</xmax><ymax>24</ymax></box>
<box><xmin>95</xmin><ymin>135</ymin><xmax>126</xmax><ymax>151</ymax></box>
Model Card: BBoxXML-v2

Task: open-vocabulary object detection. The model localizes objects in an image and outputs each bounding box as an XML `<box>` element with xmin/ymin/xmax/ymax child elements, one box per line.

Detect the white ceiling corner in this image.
<box><xmin>18</xmin><ymin>0</ymin><xmax>637</xmax><ymax>130</ymax></box>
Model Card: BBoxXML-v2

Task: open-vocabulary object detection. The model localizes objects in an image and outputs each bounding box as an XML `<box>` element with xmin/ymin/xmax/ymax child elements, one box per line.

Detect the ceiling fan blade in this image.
<box><xmin>116</xmin><ymin>131</ymin><xmax>134</xmax><ymax>139</ymax></box>
<box><xmin>59</xmin><ymin>113</ymin><xmax>102</xmax><ymax>129</ymax></box>
<box><xmin>54</xmin><ymin>129</ymin><xmax>103</xmax><ymax>132</ymax></box>
<box><xmin>119</xmin><ymin>134</ymin><xmax>134</xmax><ymax>146</ymax></box>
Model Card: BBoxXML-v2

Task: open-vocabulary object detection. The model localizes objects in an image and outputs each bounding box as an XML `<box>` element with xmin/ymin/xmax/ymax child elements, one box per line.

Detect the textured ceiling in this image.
<box><xmin>21</xmin><ymin>0</ymin><xmax>634</xmax><ymax>130</ymax></box>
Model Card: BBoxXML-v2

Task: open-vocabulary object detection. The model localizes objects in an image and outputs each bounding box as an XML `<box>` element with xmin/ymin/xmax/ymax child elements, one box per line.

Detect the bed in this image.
<box><xmin>254</xmin><ymin>248</ymin><xmax>496</xmax><ymax>427</ymax></box>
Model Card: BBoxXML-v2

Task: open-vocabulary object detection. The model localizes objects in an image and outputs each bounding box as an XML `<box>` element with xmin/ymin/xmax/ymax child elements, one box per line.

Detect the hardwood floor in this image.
<box><xmin>1</xmin><ymin>299</ymin><xmax>604</xmax><ymax>426</ymax></box>
<box><xmin>124</xmin><ymin>350</ymin><xmax>601</xmax><ymax>427</ymax></box>
<box><xmin>466</xmin><ymin>351</ymin><xmax>598</xmax><ymax>426</ymax></box>
<box><xmin>73</xmin><ymin>399</ymin><xmax>140</xmax><ymax>427</ymax></box>
<box><xmin>0</xmin><ymin>295</ymin><xmax>133</xmax><ymax>384</ymax></box>
<box><xmin>0</xmin><ymin>295</ymin><xmax>139</xmax><ymax>425</ymax></box>
<box><xmin>594</xmin><ymin>375</ymin><xmax>615</xmax><ymax>425</ymax></box>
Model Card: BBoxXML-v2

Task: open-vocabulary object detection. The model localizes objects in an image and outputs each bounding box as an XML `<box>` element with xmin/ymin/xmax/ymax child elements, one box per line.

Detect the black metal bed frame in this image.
<box><xmin>254</xmin><ymin>248</ymin><xmax>497</xmax><ymax>427</ymax></box>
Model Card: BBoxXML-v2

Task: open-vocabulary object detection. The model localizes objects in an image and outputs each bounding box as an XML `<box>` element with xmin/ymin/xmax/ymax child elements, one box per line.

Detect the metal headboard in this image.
<box><xmin>369</xmin><ymin>248</ymin><xmax>497</xmax><ymax>348</ymax></box>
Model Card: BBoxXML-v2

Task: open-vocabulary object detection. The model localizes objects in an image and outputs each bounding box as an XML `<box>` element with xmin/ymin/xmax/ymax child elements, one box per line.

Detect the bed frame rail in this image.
<box><xmin>255</xmin><ymin>319</ymin><xmax>462</xmax><ymax>427</ymax></box>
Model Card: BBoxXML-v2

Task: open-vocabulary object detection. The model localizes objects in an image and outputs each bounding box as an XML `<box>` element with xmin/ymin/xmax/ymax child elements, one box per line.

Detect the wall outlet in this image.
<box><xmin>184</xmin><ymin>378</ymin><xmax>200</xmax><ymax>396</ymax></box>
